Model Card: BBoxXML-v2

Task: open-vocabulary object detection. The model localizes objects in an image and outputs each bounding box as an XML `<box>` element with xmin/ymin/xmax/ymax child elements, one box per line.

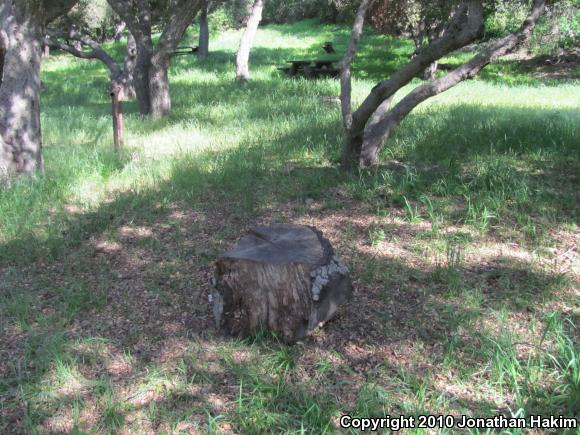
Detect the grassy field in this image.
<box><xmin>0</xmin><ymin>20</ymin><xmax>579</xmax><ymax>433</ymax></box>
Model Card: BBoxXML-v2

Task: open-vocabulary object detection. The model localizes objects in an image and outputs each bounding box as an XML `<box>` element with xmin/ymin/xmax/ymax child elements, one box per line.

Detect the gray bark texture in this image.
<box><xmin>198</xmin><ymin>0</ymin><xmax>209</xmax><ymax>57</ymax></box>
<box><xmin>341</xmin><ymin>0</ymin><xmax>546</xmax><ymax>168</ymax></box>
<box><xmin>133</xmin><ymin>37</ymin><xmax>153</xmax><ymax>115</ymax></box>
<box><xmin>107</xmin><ymin>0</ymin><xmax>202</xmax><ymax>117</ymax></box>
<box><xmin>212</xmin><ymin>224</ymin><xmax>353</xmax><ymax>343</ymax></box>
<box><xmin>123</xmin><ymin>32</ymin><xmax>137</xmax><ymax>98</ymax></box>
<box><xmin>340</xmin><ymin>0</ymin><xmax>373</xmax><ymax>167</ymax></box>
<box><xmin>0</xmin><ymin>0</ymin><xmax>78</xmax><ymax>178</ymax></box>
<box><xmin>235</xmin><ymin>0</ymin><xmax>264</xmax><ymax>82</ymax></box>
<box><xmin>149</xmin><ymin>52</ymin><xmax>171</xmax><ymax>116</ymax></box>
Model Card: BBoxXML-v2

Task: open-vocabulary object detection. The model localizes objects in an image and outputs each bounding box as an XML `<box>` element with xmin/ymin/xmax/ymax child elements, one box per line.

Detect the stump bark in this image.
<box><xmin>212</xmin><ymin>224</ymin><xmax>352</xmax><ymax>343</ymax></box>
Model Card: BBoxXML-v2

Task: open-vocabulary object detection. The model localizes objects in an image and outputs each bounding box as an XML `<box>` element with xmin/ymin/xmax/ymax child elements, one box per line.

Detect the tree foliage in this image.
<box><xmin>67</xmin><ymin>0</ymin><xmax>113</xmax><ymax>32</ymax></box>
<box><xmin>51</xmin><ymin>0</ymin><xmax>117</xmax><ymax>41</ymax></box>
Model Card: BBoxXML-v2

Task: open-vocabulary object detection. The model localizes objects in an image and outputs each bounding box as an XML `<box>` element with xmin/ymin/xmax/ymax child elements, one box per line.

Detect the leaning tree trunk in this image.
<box><xmin>0</xmin><ymin>13</ymin><xmax>44</xmax><ymax>177</ymax></box>
<box><xmin>355</xmin><ymin>0</ymin><xmax>547</xmax><ymax>167</ymax></box>
<box><xmin>339</xmin><ymin>0</ymin><xmax>372</xmax><ymax>170</ymax></box>
<box><xmin>340</xmin><ymin>0</ymin><xmax>544</xmax><ymax>168</ymax></box>
<box><xmin>235</xmin><ymin>0</ymin><xmax>264</xmax><ymax>82</ymax></box>
<box><xmin>213</xmin><ymin>224</ymin><xmax>353</xmax><ymax>343</ymax></box>
<box><xmin>414</xmin><ymin>29</ymin><xmax>441</xmax><ymax>81</ymax></box>
<box><xmin>198</xmin><ymin>0</ymin><xmax>209</xmax><ymax>57</ymax></box>
<box><xmin>341</xmin><ymin>131</ymin><xmax>364</xmax><ymax>170</ymax></box>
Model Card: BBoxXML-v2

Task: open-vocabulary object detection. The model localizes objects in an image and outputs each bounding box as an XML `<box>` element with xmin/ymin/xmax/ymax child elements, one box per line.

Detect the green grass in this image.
<box><xmin>0</xmin><ymin>19</ymin><xmax>579</xmax><ymax>433</ymax></box>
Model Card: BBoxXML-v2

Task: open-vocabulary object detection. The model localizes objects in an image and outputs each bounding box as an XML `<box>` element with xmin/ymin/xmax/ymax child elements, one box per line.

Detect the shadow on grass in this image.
<box><xmin>1</xmin><ymin>186</ymin><xmax>572</xmax><ymax>430</ymax></box>
<box><xmin>2</xmin><ymin>95</ymin><xmax>579</xmax><ymax>268</ymax></box>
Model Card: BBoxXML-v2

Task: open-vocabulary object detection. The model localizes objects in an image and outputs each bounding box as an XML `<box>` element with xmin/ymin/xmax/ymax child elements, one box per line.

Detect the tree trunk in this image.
<box><xmin>340</xmin><ymin>1</ymin><xmax>484</xmax><ymax>168</ymax></box>
<box><xmin>149</xmin><ymin>53</ymin><xmax>171</xmax><ymax>118</ymax></box>
<box><xmin>212</xmin><ymin>224</ymin><xmax>352</xmax><ymax>343</ymax></box>
<box><xmin>0</xmin><ymin>10</ymin><xmax>44</xmax><ymax>177</ymax></box>
<box><xmin>235</xmin><ymin>0</ymin><xmax>264</xmax><ymax>82</ymax></box>
<box><xmin>198</xmin><ymin>0</ymin><xmax>209</xmax><ymax>57</ymax></box>
<box><xmin>122</xmin><ymin>32</ymin><xmax>137</xmax><ymax>99</ymax></box>
<box><xmin>0</xmin><ymin>0</ymin><xmax>77</xmax><ymax>178</ymax></box>
<box><xmin>341</xmin><ymin>132</ymin><xmax>364</xmax><ymax>170</ymax></box>
<box><xmin>354</xmin><ymin>0</ymin><xmax>547</xmax><ymax>167</ymax></box>
<box><xmin>340</xmin><ymin>0</ymin><xmax>545</xmax><ymax>168</ymax></box>
<box><xmin>339</xmin><ymin>0</ymin><xmax>373</xmax><ymax>169</ymax></box>
<box><xmin>342</xmin><ymin>97</ymin><xmax>393</xmax><ymax>168</ymax></box>
<box><xmin>107</xmin><ymin>0</ymin><xmax>202</xmax><ymax>117</ymax></box>
<box><xmin>359</xmin><ymin>117</ymin><xmax>397</xmax><ymax>167</ymax></box>
<box><xmin>133</xmin><ymin>38</ymin><xmax>153</xmax><ymax>115</ymax></box>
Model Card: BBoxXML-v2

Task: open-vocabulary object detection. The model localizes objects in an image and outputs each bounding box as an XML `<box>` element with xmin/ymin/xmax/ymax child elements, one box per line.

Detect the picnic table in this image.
<box><xmin>172</xmin><ymin>45</ymin><xmax>199</xmax><ymax>56</ymax></box>
<box><xmin>278</xmin><ymin>59</ymin><xmax>340</xmax><ymax>79</ymax></box>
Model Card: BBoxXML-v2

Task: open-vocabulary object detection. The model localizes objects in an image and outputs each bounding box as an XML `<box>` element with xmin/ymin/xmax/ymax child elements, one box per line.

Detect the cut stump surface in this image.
<box><xmin>212</xmin><ymin>224</ymin><xmax>352</xmax><ymax>343</ymax></box>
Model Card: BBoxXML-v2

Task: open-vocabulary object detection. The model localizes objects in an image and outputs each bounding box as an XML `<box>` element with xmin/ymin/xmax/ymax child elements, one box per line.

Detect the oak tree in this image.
<box><xmin>0</xmin><ymin>0</ymin><xmax>79</xmax><ymax>177</ymax></box>
<box><xmin>106</xmin><ymin>0</ymin><xmax>202</xmax><ymax>117</ymax></box>
<box><xmin>198</xmin><ymin>0</ymin><xmax>209</xmax><ymax>57</ymax></box>
<box><xmin>340</xmin><ymin>0</ymin><xmax>547</xmax><ymax>168</ymax></box>
<box><xmin>235</xmin><ymin>0</ymin><xmax>265</xmax><ymax>82</ymax></box>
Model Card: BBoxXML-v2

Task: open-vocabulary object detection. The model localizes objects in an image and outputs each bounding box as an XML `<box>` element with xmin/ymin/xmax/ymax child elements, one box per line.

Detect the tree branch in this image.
<box><xmin>155</xmin><ymin>0</ymin><xmax>202</xmax><ymax>58</ymax></box>
<box><xmin>358</xmin><ymin>0</ymin><xmax>546</xmax><ymax>166</ymax></box>
<box><xmin>350</xmin><ymin>0</ymin><xmax>484</xmax><ymax>135</ymax></box>
<box><xmin>235</xmin><ymin>0</ymin><xmax>265</xmax><ymax>81</ymax></box>
<box><xmin>340</xmin><ymin>0</ymin><xmax>373</xmax><ymax>132</ymax></box>
<box><xmin>48</xmin><ymin>29</ymin><xmax>121</xmax><ymax>75</ymax></box>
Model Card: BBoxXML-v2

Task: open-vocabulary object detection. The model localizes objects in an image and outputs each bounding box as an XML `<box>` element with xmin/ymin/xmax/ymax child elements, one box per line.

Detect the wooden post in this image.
<box><xmin>0</xmin><ymin>48</ymin><xmax>5</xmax><ymax>88</ymax></box>
<box><xmin>110</xmin><ymin>84</ymin><xmax>124</xmax><ymax>154</ymax></box>
<box><xmin>118</xmin><ymin>95</ymin><xmax>124</xmax><ymax>148</ymax></box>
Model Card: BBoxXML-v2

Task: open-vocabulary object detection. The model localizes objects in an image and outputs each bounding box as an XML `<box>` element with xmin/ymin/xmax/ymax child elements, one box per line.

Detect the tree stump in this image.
<box><xmin>212</xmin><ymin>224</ymin><xmax>353</xmax><ymax>343</ymax></box>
